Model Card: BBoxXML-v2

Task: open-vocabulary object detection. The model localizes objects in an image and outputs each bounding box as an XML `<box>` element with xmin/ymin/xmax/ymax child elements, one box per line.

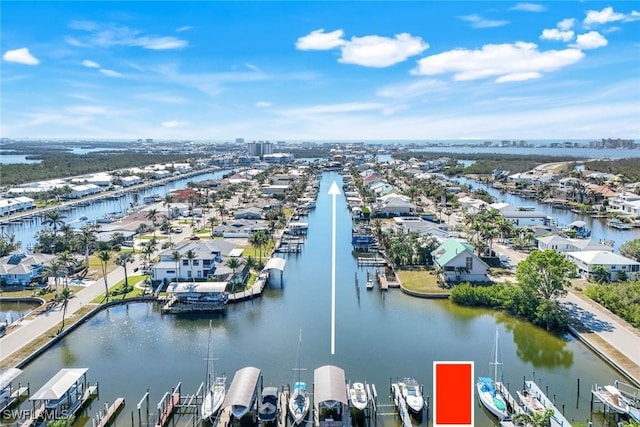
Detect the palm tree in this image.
<box><xmin>163</xmin><ymin>193</ymin><xmax>174</xmax><ymax>220</ymax></box>
<box><xmin>77</xmin><ymin>224</ymin><xmax>99</xmax><ymax>273</ymax></box>
<box><xmin>185</xmin><ymin>249</ymin><xmax>197</xmax><ymax>280</ymax></box>
<box><xmin>512</xmin><ymin>409</ymin><xmax>554</xmax><ymax>427</ymax></box>
<box><xmin>58</xmin><ymin>286</ymin><xmax>72</xmax><ymax>333</ymax></box>
<box><xmin>0</xmin><ymin>232</ymin><xmax>21</xmax><ymax>257</ymax></box>
<box><xmin>225</xmin><ymin>257</ymin><xmax>244</xmax><ymax>292</ymax></box>
<box><xmin>42</xmin><ymin>210</ymin><xmax>66</xmax><ymax>231</ymax></box>
<box><xmin>171</xmin><ymin>250</ymin><xmax>182</xmax><ymax>282</ymax></box>
<box><xmin>145</xmin><ymin>208</ymin><xmax>160</xmax><ymax>238</ymax></box>
<box><xmin>207</xmin><ymin>216</ymin><xmax>217</xmax><ymax>238</ymax></box>
<box><xmin>98</xmin><ymin>250</ymin><xmax>111</xmax><ymax>301</ymax></box>
<box><xmin>116</xmin><ymin>252</ymin><xmax>133</xmax><ymax>289</ymax></box>
<box><xmin>45</xmin><ymin>259</ymin><xmax>64</xmax><ymax>295</ymax></box>
<box><xmin>57</xmin><ymin>251</ymin><xmax>74</xmax><ymax>288</ymax></box>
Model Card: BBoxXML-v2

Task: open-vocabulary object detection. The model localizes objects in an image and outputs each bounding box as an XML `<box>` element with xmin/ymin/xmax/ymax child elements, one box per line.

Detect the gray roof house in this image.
<box><xmin>373</xmin><ymin>194</ymin><xmax>416</xmax><ymax>217</ymax></box>
<box><xmin>233</xmin><ymin>207</ymin><xmax>263</xmax><ymax>220</ymax></box>
<box><xmin>564</xmin><ymin>250</ymin><xmax>640</xmax><ymax>282</ymax></box>
<box><xmin>537</xmin><ymin>235</ymin><xmax>612</xmax><ymax>253</ymax></box>
<box><xmin>0</xmin><ymin>252</ymin><xmax>55</xmax><ymax>286</ymax></box>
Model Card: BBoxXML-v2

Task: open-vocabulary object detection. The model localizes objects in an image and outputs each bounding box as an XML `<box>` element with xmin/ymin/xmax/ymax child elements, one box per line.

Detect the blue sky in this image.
<box><xmin>1</xmin><ymin>1</ymin><xmax>639</xmax><ymax>141</ymax></box>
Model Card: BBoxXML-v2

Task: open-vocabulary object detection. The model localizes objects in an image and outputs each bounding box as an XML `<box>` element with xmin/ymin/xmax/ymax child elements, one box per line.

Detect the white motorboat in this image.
<box><xmin>399</xmin><ymin>378</ymin><xmax>424</xmax><ymax>415</ymax></box>
<box><xmin>201</xmin><ymin>321</ymin><xmax>226</xmax><ymax>421</ymax></box>
<box><xmin>349</xmin><ymin>382</ymin><xmax>369</xmax><ymax>411</ymax></box>
<box><xmin>476</xmin><ymin>328</ymin><xmax>509</xmax><ymax>420</ymax></box>
<box><xmin>592</xmin><ymin>385</ymin><xmax>630</xmax><ymax>414</ymax></box>
<box><xmin>366</xmin><ymin>280</ymin><xmax>374</xmax><ymax>290</ymax></box>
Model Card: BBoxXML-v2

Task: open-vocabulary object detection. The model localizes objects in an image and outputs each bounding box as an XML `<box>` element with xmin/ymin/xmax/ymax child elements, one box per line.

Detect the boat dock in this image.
<box><xmin>495</xmin><ymin>382</ymin><xmax>525</xmax><ymax>415</ymax></box>
<box><xmin>153</xmin><ymin>384</ymin><xmax>181</xmax><ymax>427</ymax></box>
<box><xmin>389</xmin><ymin>382</ymin><xmax>413</xmax><ymax>427</ymax></box>
<box><xmin>356</xmin><ymin>257</ymin><xmax>386</xmax><ymax>266</ymax></box>
<box><xmin>522</xmin><ymin>381</ymin><xmax>571</xmax><ymax>427</ymax></box>
<box><xmin>93</xmin><ymin>397</ymin><xmax>125</xmax><ymax>427</ymax></box>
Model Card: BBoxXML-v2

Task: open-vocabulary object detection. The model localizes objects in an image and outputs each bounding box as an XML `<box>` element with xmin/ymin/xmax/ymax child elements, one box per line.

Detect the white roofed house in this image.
<box><xmin>151</xmin><ymin>240</ymin><xmax>236</xmax><ymax>283</ymax></box>
<box><xmin>373</xmin><ymin>194</ymin><xmax>416</xmax><ymax>218</ymax></box>
<box><xmin>564</xmin><ymin>250</ymin><xmax>640</xmax><ymax>282</ymax></box>
<box><xmin>537</xmin><ymin>235</ymin><xmax>611</xmax><ymax>253</ymax></box>
<box><xmin>492</xmin><ymin>204</ymin><xmax>549</xmax><ymax>228</ymax></box>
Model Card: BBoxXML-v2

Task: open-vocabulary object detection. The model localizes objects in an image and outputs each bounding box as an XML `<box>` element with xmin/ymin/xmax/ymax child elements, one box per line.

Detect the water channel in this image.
<box><xmin>8</xmin><ymin>172</ymin><xmax>624</xmax><ymax>427</ymax></box>
<box><xmin>1</xmin><ymin>170</ymin><xmax>233</xmax><ymax>248</ymax></box>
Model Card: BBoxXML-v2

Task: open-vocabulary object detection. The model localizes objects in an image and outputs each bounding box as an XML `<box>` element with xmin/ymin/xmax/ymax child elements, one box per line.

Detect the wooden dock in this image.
<box><xmin>495</xmin><ymin>382</ymin><xmax>524</xmax><ymax>415</ymax></box>
<box><xmin>276</xmin><ymin>390</ymin><xmax>289</xmax><ymax>427</ymax></box>
<box><xmin>94</xmin><ymin>398</ymin><xmax>125</xmax><ymax>427</ymax></box>
<box><xmin>356</xmin><ymin>257</ymin><xmax>386</xmax><ymax>266</ymax></box>
<box><xmin>377</xmin><ymin>272</ymin><xmax>388</xmax><ymax>291</ymax></box>
<box><xmin>522</xmin><ymin>381</ymin><xmax>571</xmax><ymax>427</ymax></box>
<box><xmin>154</xmin><ymin>392</ymin><xmax>180</xmax><ymax>427</ymax></box>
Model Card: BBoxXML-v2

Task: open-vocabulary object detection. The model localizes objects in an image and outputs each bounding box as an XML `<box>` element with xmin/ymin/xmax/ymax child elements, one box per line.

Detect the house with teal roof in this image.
<box><xmin>431</xmin><ymin>238</ymin><xmax>489</xmax><ymax>283</ymax></box>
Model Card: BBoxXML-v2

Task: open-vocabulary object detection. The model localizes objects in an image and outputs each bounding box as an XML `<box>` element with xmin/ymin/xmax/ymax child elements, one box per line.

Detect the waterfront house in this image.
<box><xmin>431</xmin><ymin>238</ymin><xmax>488</xmax><ymax>283</ymax></box>
<box><xmin>233</xmin><ymin>207</ymin><xmax>263</xmax><ymax>220</ymax></box>
<box><xmin>261</xmin><ymin>184</ymin><xmax>289</xmax><ymax>195</ymax></box>
<box><xmin>151</xmin><ymin>240</ymin><xmax>237</xmax><ymax>282</ymax></box>
<box><xmin>67</xmin><ymin>184</ymin><xmax>101</xmax><ymax>199</ymax></box>
<box><xmin>0</xmin><ymin>196</ymin><xmax>35</xmax><ymax>216</ymax></box>
<box><xmin>211</xmin><ymin>219</ymin><xmax>269</xmax><ymax>238</ymax></box>
<box><xmin>372</xmin><ymin>194</ymin><xmax>416</xmax><ymax>217</ymax></box>
<box><xmin>537</xmin><ymin>235</ymin><xmax>611</xmax><ymax>253</ymax></box>
<box><xmin>608</xmin><ymin>192</ymin><xmax>640</xmax><ymax>214</ymax></box>
<box><xmin>393</xmin><ymin>217</ymin><xmax>456</xmax><ymax>240</ymax></box>
<box><xmin>0</xmin><ymin>251</ymin><xmax>54</xmax><ymax>286</ymax></box>
<box><xmin>564</xmin><ymin>250</ymin><xmax>640</xmax><ymax>282</ymax></box>
<box><xmin>491</xmin><ymin>203</ymin><xmax>548</xmax><ymax>228</ymax></box>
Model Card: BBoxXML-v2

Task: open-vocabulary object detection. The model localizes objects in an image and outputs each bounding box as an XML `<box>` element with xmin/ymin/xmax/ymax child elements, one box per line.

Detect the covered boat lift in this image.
<box><xmin>0</xmin><ymin>368</ymin><xmax>26</xmax><ymax>412</ymax></box>
<box><xmin>264</xmin><ymin>257</ymin><xmax>286</xmax><ymax>285</ymax></box>
<box><xmin>313</xmin><ymin>365</ymin><xmax>349</xmax><ymax>427</ymax></box>
<box><xmin>29</xmin><ymin>368</ymin><xmax>90</xmax><ymax>418</ymax></box>
<box><xmin>222</xmin><ymin>367</ymin><xmax>261</xmax><ymax>419</ymax></box>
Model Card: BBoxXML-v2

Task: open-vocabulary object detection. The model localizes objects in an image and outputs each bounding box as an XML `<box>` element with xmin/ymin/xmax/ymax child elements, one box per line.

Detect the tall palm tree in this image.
<box><xmin>98</xmin><ymin>250</ymin><xmax>111</xmax><ymax>301</ymax></box>
<box><xmin>163</xmin><ymin>193</ymin><xmax>174</xmax><ymax>220</ymax></box>
<box><xmin>77</xmin><ymin>224</ymin><xmax>99</xmax><ymax>273</ymax></box>
<box><xmin>58</xmin><ymin>286</ymin><xmax>72</xmax><ymax>333</ymax></box>
<box><xmin>45</xmin><ymin>259</ymin><xmax>64</xmax><ymax>295</ymax></box>
<box><xmin>0</xmin><ymin>232</ymin><xmax>21</xmax><ymax>257</ymax></box>
<box><xmin>116</xmin><ymin>252</ymin><xmax>133</xmax><ymax>289</ymax></box>
<box><xmin>145</xmin><ymin>208</ymin><xmax>160</xmax><ymax>238</ymax></box>
<box><xmin>185</xmin><ymin>249</ymin><xmax>197</xmax><ymax>280</ymax></box>
<box><xmin>207</xmin><ymin>216</ymin><xmax>217</xmax><ymax>238</ymax></box>
<box><xmin>57</xmin><ymin>251</ymin><xmax>74</xmax><ymax>288</ymax></box>
<box><xmin>225</xmin><ymin>257</ymin><xmax>244</xmax><ymax>292</ymax></box>
<box><xmin>171</xmin><ymin>250</ymin><xmax>181</xmax><ymax>282</ymax></box>
<box><xmin>42</xmin><ymin>210</ymin><xmax>66</xmax><ymax>231</ymax></box>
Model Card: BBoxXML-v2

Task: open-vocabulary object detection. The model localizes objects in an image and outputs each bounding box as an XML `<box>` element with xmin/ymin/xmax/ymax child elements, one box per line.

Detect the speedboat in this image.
<box><xmin>349</xmin><ymin>382</ymin><xmax>369</xmax><ymax>411</ymax></box>
<box><xmin>399</xmin><ymin>378</ymin><xmax>424</xmax><ymax>415</ymax></box>
<box><xmin>592</xmin><ymin>385</ymin><xmax>630</xmax><ymax>414</ymax></box>
<box><xmin>258</xmin><ymin>386</ymin><xmax>280</xmax><ymax>423</ymax></box>
<box><xmin>366</xmin><ymin>280</ymin><xmax>374</xmax><ymax>290</ymax></box>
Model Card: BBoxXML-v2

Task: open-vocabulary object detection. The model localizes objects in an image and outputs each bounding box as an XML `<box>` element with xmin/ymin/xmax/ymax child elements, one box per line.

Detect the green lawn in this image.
<box><xmin>396</xmin><ymin>268</ymin><xmax>450</xmax><ymax>294</ymax></box>
<box><xmin>91</xmin><ymin>275</ymin><xmax>147</xmax><ymax>303</ymax></box>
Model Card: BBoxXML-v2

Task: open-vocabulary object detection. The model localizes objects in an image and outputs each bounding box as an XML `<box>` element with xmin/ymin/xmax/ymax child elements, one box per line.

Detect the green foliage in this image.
<box><xmin>450</xmin><ymin>282</ymin><xmax>517</xmax><ymax>308</ymax></box>
<box><xmin>585</xmin><ymin>281</ymin><xmax>640</xmax><ymax>328</ymax></box>
<box><xmin>1</xmin><ymin>152</ymin><xmax>194</xmax><ymax>186</ymax></box>
<box><xmin>584</xmin><ymin>158</ymin><xmax>640</xmax><ymax>182</ymax></box>
<box><xmin>619</xmin><ymin>238</ymin><xmax>640</xmax><ymax>262</ymax></box>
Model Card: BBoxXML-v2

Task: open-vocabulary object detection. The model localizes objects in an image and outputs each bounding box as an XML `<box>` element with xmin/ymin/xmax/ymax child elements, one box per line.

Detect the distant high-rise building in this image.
<box><xmin>246</xmin><ymin>141</ymin><xmax>273</xmax><ymax>158</ymax></box>
<box><xmin>236</xmin><ymin>138</ymin><xmax>245</xmax><ymax>144</ymax></box>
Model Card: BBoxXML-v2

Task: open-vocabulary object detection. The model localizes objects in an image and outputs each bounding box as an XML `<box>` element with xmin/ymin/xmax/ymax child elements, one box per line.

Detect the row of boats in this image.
<box><xmin>476</xmin><ymin>328</ymin><xmax>637</xmax><ymax>422</ymax></box>
<box><xmin>200</xmin><ymin>325</ymin><xmax>425</xmax><ymax>425</ymax></box>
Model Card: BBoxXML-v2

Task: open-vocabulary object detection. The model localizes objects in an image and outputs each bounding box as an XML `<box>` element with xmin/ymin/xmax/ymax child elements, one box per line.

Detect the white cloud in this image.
<box><xmin>256</xmin><ymin>101</ymin><xmax>272</xmax><ymax>108</ymax></box>
<box><xmin>412</xmin><ymin>42</ymin><xmax>584</xmax><ymax>83</ymax></box>
<box><xmin>459</xmin><ymin>14</ymin><xmax>509</xmax><ymax>29</ymax></box>
<box><xmin>339</xmin><ymin>33</ymin><xmax>428</xmax><ymax>68</ymax></box>
<box><xmin>176</xmin><ymin>26</ymin><xmax>193</xmax><ymax>32</ymax></box>
<box><xmin>99</xmin><ymin>69</ymin><xmax>123</xmax><ymax>77</ymax></box>
<box><xmin>540</xmin><ymin>29</ymin><xmax>575</xmax><ymax>42</ymax></box>
<box><xmin>66</xmin><ymin>22</ymin><xmax>188</xmax><ymax>50</ymax></box>
<box><xmin>584</xmin><ymin>6</ymin><xmax>627</xmax><ymax>26</ymax></box>
<box><xmin>557</xmin><ymin>18</ymin><xmax>575</xmax><ymax>31</ymax></box>
<box><xmin>285</xmin><ymin>102</ymin><xmax>384</xmax><ymax>115</ymax></box>
<box><xmin>3</xmin><ymin>48</ymin><xmax>40</xmax><ymax>65</ymax></box>
<box><xmin>134</xmin><ymin>93</ymin><xmax>187</xmax><ymax>104</ymax></box>
<box><xmin>376</xmin><ymin>79</ymin><xmax>449</xmax><ymax>99</ymax></box>
<box><xmin>81</xmin><ymin>60</ymin><xmax>100</xmax><ymax>68</ymax></box>
<box><xmin>510</xmin><ymin>3</ymin><xmax>546</xmax><ymax>12</ymax></box>
<box><xmin>571</xmin><ymin>31</ymin><xmax>608</xmax><ymax>50</ymax></box>
<box><xmin>162</xmin><ymin>120</ymin><xmax>186</xmax><ymax>128</ymax></box>
<box><xmin>296</xmin><ymin>29</ymin><xmax>345</xmax><ymax>50</ymax></box>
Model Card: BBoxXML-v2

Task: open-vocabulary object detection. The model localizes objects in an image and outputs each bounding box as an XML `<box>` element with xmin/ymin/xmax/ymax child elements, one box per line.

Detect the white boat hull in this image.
<box><xmin>201</xmin><ymin>383</ymin><xmax>225</xmax><ymax>421</ymax></box>
<box><xmin>476</xmin><ymin>382</ymin><xmax>508</xmax><ymax>420</ymax></box>
<box><xmin>349</xmin><ymin>382</ymin><xmax>369</xmax><ymax>411</ymax></box>
<box><xmin>289</xmin><ymin>387</ymin><xmax>310</xmax><ymax>425</ymax></box>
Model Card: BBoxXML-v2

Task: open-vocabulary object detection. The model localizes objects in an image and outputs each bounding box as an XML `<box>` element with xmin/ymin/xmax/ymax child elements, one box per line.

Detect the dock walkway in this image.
<box><xmin>522</xmin><ymin>381</ymin><xmax>571</xmax><ymax>427</ymax></box>
<box><xmin>94</xmin><ymin>397</ymin><xmax>125</xmax><ymax>427</ymax></box>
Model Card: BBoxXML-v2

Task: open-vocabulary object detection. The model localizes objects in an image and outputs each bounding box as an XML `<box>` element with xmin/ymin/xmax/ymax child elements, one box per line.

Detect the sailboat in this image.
<box><xmin>288</xmin><ymin>330</ymin><xmax>310</xmax><ymax>425</ymax></box>
<box><xmin>476</xmin><ymin>328</ymin><xmax>509</xmax><ymax>420</ymax></box>
<box><xmin>201</xmin><ymin>321</ymin><xmax>227</xmax><ymax>422</ymax></box>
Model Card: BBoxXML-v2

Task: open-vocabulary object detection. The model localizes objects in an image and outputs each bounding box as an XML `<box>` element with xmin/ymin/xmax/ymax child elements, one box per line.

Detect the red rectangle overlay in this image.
<box><xmin>434</xmin><ymin>361</ymin><xmax>473</xmax><ymax>426</ymax></box>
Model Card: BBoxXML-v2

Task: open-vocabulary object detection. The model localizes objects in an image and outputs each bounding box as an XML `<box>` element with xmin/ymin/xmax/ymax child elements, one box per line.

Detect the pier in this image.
<box><xmin>154</xmin><ymin>383</ymin><xmax>181</xmax><ymax>427</ymax></box>
<box><xmin>520</xmin><ymin>381</ymin><xmax>571</xmax><ymax>427</ymax></box>
<box><xmin>93</xmin><ymin>397</ymin><xmax>125</xmax><ymax>427</ymax></box>
<box><xmin>356</xmin><ymin>257</ymin><xmax>386</xmax><ymax>266</ymax></box>
<box><xmin>495</xmin><ymin>382</ymin><xmax>525</xmax><ymax>415</ymax></box>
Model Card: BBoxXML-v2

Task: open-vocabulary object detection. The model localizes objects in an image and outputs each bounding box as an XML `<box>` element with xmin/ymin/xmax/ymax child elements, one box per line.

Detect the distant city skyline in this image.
<box><xmin>1</xmin><ymin>1</ymin><xmax>639</xmax><ymax>140</ymax></box>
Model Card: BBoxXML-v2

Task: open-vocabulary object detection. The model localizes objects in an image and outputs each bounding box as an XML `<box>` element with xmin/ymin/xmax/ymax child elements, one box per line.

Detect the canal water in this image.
<box><xmin>1</xmin><ymin>170</ymin><xmax>232</xmax><ymax>248</ymax></box>
<box><xmin>0</xmin><ymin>301</ymin><xmax>40</xmax><ymax>325</ymax></box>
<box><xmin>455</xmin><ymin>176</ymin><xmax>640</xmax><ymax>248</ymax></box>
<box><xmin>9</xmin><ymin>172</ymin><xmax>623</xmax><ymax>427</ymax></box>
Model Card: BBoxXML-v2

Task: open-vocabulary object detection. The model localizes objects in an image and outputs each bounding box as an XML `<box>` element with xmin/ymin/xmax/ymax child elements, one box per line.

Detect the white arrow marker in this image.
<box><xmin>328</xmin><ymin>180</ymin><xmax>341</xmax><ymax>355</ymax></box>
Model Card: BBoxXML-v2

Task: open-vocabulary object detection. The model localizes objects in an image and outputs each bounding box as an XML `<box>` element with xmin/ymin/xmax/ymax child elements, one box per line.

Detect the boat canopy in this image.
<box><xmin>568</xmin><ymin>220</ymin><xmax>587</xmax><ymax>228</ymax></box>
<box><xmin>264</xmin><ymin>257</ymin><xmax>286</xmax><ymax>272</ymax></box>
<box><xmin>222</xmin><ymin>367</ymin><xmax>261</xmax><ymax>411</ymax></box>
<box><xmin>30</xmin><ymin>368</ymin><xmax>88</xmax><ymax>401</ymax></box>
<box><xmin>314</xmin><ymin>365</ymin><xmax>348</xmax><ymax>405</ymax></box>
<box><xmin>0</xmin><ymin>368</ymin><xmax>22</xmax><ymax>389</ymax></box>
